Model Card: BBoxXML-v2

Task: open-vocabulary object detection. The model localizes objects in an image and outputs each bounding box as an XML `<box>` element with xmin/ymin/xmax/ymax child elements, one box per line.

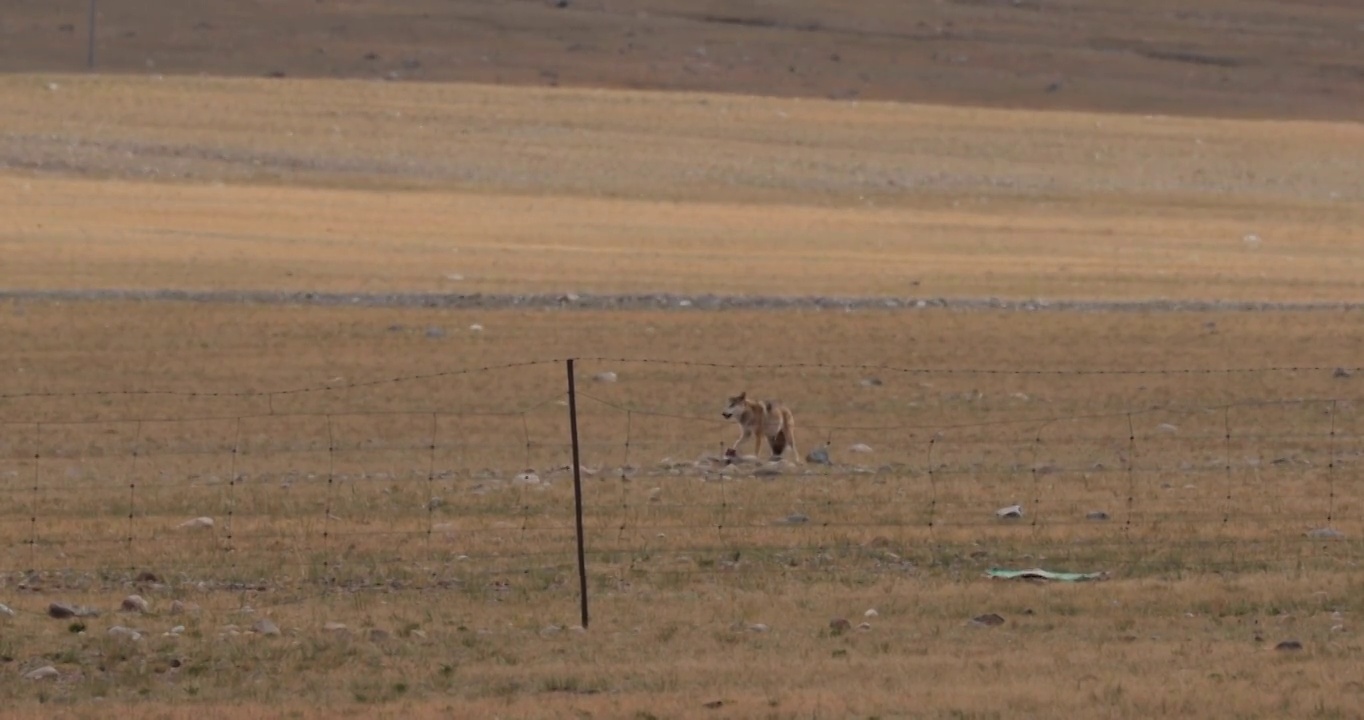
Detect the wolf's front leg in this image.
<box><xmin>730</xmin><ymin>427</ymin><xmax>753</xmax><ymax>454</ymax></box>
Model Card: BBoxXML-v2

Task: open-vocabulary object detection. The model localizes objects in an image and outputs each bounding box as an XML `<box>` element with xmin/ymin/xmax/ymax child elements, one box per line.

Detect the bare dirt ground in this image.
<box><xmin>2</xmin><ymin>0</ymin><xmax>1363</xmax><ymax>122</ymax></box>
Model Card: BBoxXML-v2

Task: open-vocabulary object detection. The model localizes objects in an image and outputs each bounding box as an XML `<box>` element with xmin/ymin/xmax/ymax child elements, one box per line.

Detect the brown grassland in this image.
<box><xmin>2</xmin><ymin>3</ymin><xmax>1364</xmax><ymax>716</ymax></box>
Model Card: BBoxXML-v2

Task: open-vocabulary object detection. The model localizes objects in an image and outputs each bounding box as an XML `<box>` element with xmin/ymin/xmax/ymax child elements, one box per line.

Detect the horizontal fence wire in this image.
<box><xmin>1</xmin><ymin>358</ymin><xmax>1360</xmax><ymax>617</ymax></box>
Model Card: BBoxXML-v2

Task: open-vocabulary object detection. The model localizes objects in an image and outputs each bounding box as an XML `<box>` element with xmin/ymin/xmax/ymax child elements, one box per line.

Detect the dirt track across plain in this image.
<box><xmin>4</xmin><ymin>288</ymin><xmax>1364</xmax><ymax>313</ymax></box>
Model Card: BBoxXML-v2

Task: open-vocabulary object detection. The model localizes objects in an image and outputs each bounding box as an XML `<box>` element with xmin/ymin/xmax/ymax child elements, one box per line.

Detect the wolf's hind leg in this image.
<box><xmin>768</xmin><ymin>431</ymin><xmax>788</xmax><ymax>458</ymax></box>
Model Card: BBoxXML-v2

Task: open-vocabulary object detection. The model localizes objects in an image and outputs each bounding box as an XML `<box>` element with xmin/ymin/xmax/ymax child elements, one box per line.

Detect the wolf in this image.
<box><xmin>721</xmin><ymin>391</ymin><xmax>799</xmax><ymax>462</ymax></box>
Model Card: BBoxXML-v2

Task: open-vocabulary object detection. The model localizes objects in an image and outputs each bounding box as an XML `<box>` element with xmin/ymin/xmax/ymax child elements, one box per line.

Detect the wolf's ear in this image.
<box><xmin>738</xmin><ymin>391</ymin><xmax>747</xmax><ymax>400</ymax></box>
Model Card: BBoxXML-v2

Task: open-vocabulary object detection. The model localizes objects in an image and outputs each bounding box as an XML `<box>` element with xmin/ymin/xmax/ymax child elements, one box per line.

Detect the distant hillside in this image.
<box><xmin>2</xmin><ymin>0</ymin><xmax>1362</xmax><ymax>120</ymax></box>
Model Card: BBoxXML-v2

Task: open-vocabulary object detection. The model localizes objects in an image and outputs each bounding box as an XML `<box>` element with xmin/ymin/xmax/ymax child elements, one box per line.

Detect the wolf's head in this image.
<box><xmin>721</xmin><ymin>392</ymin><xmax>748</xmax><ymax>420</ymax></box>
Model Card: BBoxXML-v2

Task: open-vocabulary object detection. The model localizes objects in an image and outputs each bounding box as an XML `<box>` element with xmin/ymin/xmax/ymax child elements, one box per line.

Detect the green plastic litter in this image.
<box><xmin>986</xmin><ymin>568</ymin><xmax>1109</xmax><ymax>582</ymax></box>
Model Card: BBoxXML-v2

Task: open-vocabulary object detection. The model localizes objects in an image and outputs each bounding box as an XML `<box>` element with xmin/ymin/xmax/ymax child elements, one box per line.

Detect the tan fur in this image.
<box><xmin>721</xmin><ymin>391</ymin><xmax>799</xmax><ymax>462</ymax></box>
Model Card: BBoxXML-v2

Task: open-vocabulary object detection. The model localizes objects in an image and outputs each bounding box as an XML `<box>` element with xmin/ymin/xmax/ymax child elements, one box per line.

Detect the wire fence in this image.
<box><xmin>1</xmin><ymin>358</ymin><xmax>1360</xmax><ymax>623</ymax></box>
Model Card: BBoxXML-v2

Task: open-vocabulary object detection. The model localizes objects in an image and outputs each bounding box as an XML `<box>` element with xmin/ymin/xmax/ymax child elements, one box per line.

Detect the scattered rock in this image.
<box><xmin>468</xmin><ymin>324</ymin><xmax>483</xmax><ymax>332</ymax></box>
<box><xmin>806</xmin><ymin>446</ymin><xmax>831</xmax><ymax>465</ymax></box>
<box><xmin>747</xmin><ymin>623</ymin><xmax>770</xmax><ymax>633</ymax></box>
<box><xmin>121</xmin><ymin>595</ymin><xmax>150</xmax><ymax>614</ymax></box>
<box><xmin>424</xmin><ymin>326</ymin><xmax>445</xmax><ymax>339</ymax></box>
<box><xmin>426</xmin><ymin>496</ymin><xmax>444</xmax><ymax>510</ymax></box>
<box><xmin>569</xmin><ymin>625</ymin><xmax>586</xmax><ymax>634</ymax></box>
<box><xmin>444</xmin><ymin>273</ymin><xmax>464</xmax><ymax>281</ymax></box>
<box><xmin>369</xmin><ymin>628</ymin><xmax>391</xmax><ymax>642</ymax></box>
<box><xmin>513</xmin><ymin>470</ymin><xmax>542</xmax><ymax>486</ymax></box>
<box><xmin>251</xmin><ymin>618</ymin><xmax>281</xmax><ymax>636</ymax></box>
<box><xmin>703</xmin><ymin>700</ymin><xmax>725</xmax><ymax>709</ymax></box>
<box><xmin>108</xmin><ymin>625</ymin><xmax>143</xmax><ymax>641</ymax></box>
<box><xmin>1086</xmin><ymin>511</ymin><xmax>1110</xmax><ymax>521</ymax></box>
<box><xmin>857</xmin><ymin>622</ymin><xmax>872</xmax><ymax>632</ymax></box>
<box><xmin>995</xmin><ymin>505</ymin><xmax>1024</xmax><ymax>519</ymax></box>
<box><xmin>829</xmin><ymin>618</ymin><xmax>852</xmax><ymax>634</ymax></box>
<box><xmin>48</xmin><ymin>602</ymin><xmax>97</xmax><ymax>619</ymax></box>
<box><xmin>754</xmin><ymin>466</ymin><xmax>783</xmax><ymax>477</ymax></box>
<box><xmin>168</xmin><ymin>625</ymin><xmax>185</xmax><ymax>635</ymax></box>
<box><xmin>648</xmin><ymin>487</ymin><xmax>662</xmax><ymax>502</ymax></box>
<box><xmin>864</xmin><ymin>609</ymin><xmax>879</xmax><ymax>618</ymax></box>
<box><xmin>1243</xmin><ymin>233</ymin><xmax>1262</xmax><ymax>248</ymax></box>
<box><xmin>178</xmin><ymin>516</ymin><xmax>214</xmax><ymax>530</ymax></box>
<box><xmin>0</xmin><ymin>603</ymin><xmax>14</xmax><ymax>618</ymax></box>
<box><xmin>724</xmin><ymin>451</ymin><xmax>761</xmax><ymax>465</ymax></box>
<box><xmin>1156</xmin><ymin>423</ymin><xmax>1179</xmax><ymax>434</ymax></box>
<box><xmin>324</xmin><ymin>622</ymin><xmax>348</xmax><ymax>632</ymax></box>
<box><xmin>860</xmin><ymin>377</ymin><xmax>883</xmax><ymax>387</ymax></box>
<box><xmin>169</xmin><ymin>600</ymin><xmax>198</xmax><ymax>615</ymax></box>
<box><xmin>782</xmin><ymin>513</ymin><xmax>809</xmax><ymax>525</ymax></box>
<box><xmin>970</xmin><ymin>613</ymin><xmax>1006</xmax><ymax>627</ymax></box>
<box><xmin>1305</xmin><ymin>527</ymin><xmax>1344</xmax><ymax>539</ymax></box>
<box><xmin>134</xmin><ymin>571</ymin><xmax>161</xmax><ymax>584</ymax></box>
<box><xmin>1274</xmin><ymin>639</ymin><xmax>1303</xmax><ymax>652</ymax></box>
<box><xmin>592</xmin><ymin>371</ymin><xmax>618</xmax><ymax>383</ymax></box>
<box><xmin>539</xmin><ymin>625</ymin><xmax>563</xmax><ymax>637</ymax></box>
<box><xmin>24</xmin><ymin>665</ymin><xmax>59</xmax><ymax>680</ymax></box>
<box><xmin>848</xmin><ymin>443</ymin><xmax>873</xmax><ymax>454</ymax></box>
<box><xmin>1333</xmin><ymin>367</ymin><xmax>1352</xmax><ymax>379</ymax></box>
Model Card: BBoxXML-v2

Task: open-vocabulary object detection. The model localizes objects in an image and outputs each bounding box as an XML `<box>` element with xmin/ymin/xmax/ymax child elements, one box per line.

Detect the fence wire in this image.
<box><xmin>1</xmin><ymin>358</ymin><xmax>1359</xmax><ymax>619</ymax></box>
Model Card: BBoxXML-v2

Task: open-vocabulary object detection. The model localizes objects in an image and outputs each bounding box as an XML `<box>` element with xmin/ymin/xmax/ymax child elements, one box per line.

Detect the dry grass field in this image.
<box><xmin>2</xmin><ymin>7</ymin><xmax>1364</xmax><ymax>715</ymax></box>
<box><xmin>3</xmin><ymin>75</ymin><xmax>1363</xmax><ymax>301</ymax></box>
<box><xmin>1</xmin><ymin>303</ymin><xmax>1363</xmax><ymax>719</ymax></box>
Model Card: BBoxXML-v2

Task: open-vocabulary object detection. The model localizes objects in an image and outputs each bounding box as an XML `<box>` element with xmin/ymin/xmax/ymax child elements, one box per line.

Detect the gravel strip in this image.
<box><xmin>2</xmin><ymin>289</ymin><xmax>1361</xmax><ymax>313</ymax></box>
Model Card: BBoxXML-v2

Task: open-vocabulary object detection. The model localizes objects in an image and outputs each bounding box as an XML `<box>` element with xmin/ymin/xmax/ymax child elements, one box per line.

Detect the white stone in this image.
<box><xmin>24</xmin><ymin>665</ymin><xmax>59</xmax><ymax>680</ymax></box>
<box><xmin>108</xmin><ymin>625</ymin><xmax>143</xmax><ymax>641</ymax></box>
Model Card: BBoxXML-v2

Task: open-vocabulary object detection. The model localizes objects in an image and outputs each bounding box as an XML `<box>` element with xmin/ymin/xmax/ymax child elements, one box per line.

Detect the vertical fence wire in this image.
<box><xmin>426</xmin><ymin>412</ymin><xmax>439</xmax><ymax>550</ymax></box>
<box><xmin>1123</xmin><ymin>413</ymin><xmax>1136</xmax><ymax>560</ymax></box>
<box><xmin>1029</xmin><ymin>423</ymin><xmax>1046</xmax><ymax>532</ymax></box>
<box><xmin>1327</xmin><ymin>399</ymin><xmax>1337</xmax><ymax>525</ymax></box>
<box><xmin>29</xmin><ymin>422</ymin><xmax>40</xmax><ymax>568</ymax></box>
<box><xmin>323</xmin><ymin>414</ymin><xmax>336</xmax><ymax>574</ymax></box>
<box><xmin>227</xmin><ymin>417</ymin><xmax>241</xmax><ymax>562</ymax></box>
<box><xmin>1223</xmin><ymin>407</ymin><xmax>1233</xmax><ymax>527</ymax></box>
<box><xmin>127</xmin><ymin>420</ymin><xmax>142</xmax><ymax>571</ymax></box>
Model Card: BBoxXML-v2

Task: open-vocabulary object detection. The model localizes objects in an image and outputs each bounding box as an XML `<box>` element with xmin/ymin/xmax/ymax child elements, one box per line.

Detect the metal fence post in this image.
<box><xmin>566</xmin><ymin>358</ymin><xmax>590</xmax><ymax>629</ymax></box>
